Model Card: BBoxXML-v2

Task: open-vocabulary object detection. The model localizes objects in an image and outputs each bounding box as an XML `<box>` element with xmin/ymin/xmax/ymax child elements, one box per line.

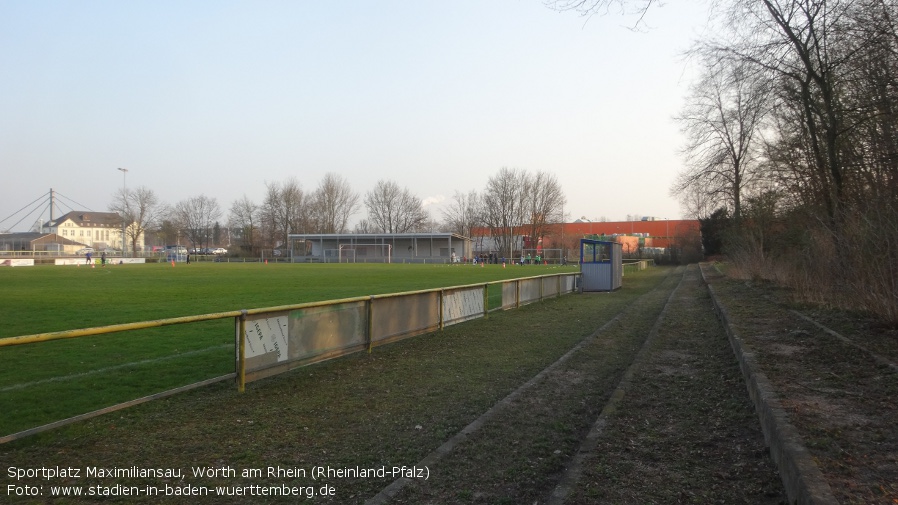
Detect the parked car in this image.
<box><xmin>75</xmin><ymin>247</ymin><xmax>94</xmax><ymax>255</ymax></box>
<box><xmin>212</xmin><ymin>248</ymin><xmax>227</xmax><ymax>255</ymax></box>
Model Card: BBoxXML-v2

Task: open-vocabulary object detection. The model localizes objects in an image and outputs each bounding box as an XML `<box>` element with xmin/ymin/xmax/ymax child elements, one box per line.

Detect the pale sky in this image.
<box><xmin>0</xmin><ymin>0</ymin><xmax>710</xmax><ymax>232</ymax></box>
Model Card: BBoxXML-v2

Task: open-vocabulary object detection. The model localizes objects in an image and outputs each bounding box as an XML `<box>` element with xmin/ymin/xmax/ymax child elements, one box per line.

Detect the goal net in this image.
<box><xmin>520</xmin><ymin>248</ymin><xmax>564</xmax><ymax>264</ymax></box>
<box><xmin>338</xmin><ymin>243</ymin><xmax>392</xmax><ymax>263</ymax></box>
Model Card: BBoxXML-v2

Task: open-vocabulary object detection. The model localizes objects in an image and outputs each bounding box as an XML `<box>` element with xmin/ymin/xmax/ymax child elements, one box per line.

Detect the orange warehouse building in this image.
<box><xmin>471</xmin><ymin>219</ymin><xmax>700</xmax><ymax>256</ymax></box>
<box><xmin>548</xmin><ymin>220</ymin><xmax>700</xmax><ymax>249</ymax></box>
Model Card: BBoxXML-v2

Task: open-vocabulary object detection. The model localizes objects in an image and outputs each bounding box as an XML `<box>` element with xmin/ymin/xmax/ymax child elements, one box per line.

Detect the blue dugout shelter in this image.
<box><xmin>579</xmin><ymin>239</ymin><xmax>622</xmax><ymax>292</ymax></box>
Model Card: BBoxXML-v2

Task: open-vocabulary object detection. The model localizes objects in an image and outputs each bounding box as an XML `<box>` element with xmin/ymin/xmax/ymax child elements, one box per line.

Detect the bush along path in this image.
<box><xmin>702</xmin><ymin>263</ymin><xmax>898</xmax><ymax>504</ymax></box>
<box><xmin>380</xmin><ymin>264</ymin><xmax>787</xmax><ymax>504</ymax></box>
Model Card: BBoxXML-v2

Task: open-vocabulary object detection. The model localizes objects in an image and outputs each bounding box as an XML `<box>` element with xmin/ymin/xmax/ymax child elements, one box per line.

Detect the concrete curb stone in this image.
<box><xmin>699</xmin><ymin>264</ymin><xmax>838</xmax><ymax>505</ymax></box>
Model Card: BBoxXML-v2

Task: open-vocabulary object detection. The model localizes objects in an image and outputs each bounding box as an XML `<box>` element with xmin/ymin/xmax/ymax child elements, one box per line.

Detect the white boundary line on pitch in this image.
<box><xmin>1</xmin><ymin>344</ymin><xmax>231</xmax><ymax>392</ymax></box>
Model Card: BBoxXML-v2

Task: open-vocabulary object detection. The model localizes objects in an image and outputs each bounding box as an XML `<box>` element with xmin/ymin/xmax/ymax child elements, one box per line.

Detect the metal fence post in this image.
<box><xmin>439</xmin><ymin>289</ymin><xmax>445</xmax><ymax>330</ymax></box>
<box><xmin>237</xmin><ymin>310</ymin><xmax>247</xmax><ymax>393</ymax></box>
<box><xmin>367</xmin><ymin>296</ymin><xmax>374</xmax><ymax>353</ymax></box>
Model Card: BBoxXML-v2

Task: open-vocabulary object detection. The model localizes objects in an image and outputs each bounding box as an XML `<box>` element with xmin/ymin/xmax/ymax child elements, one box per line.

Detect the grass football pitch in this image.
<box><xmin>0</xmin><ymin>262</ymin><xmax>578</xmax><ymax>436</ymax></box>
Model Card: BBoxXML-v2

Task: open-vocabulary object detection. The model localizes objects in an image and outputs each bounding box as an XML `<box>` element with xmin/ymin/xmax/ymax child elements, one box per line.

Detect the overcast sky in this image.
<box><xmin>0</xmin><ymin>0</ymin><xmax>710</xmax><ymax>232</ymax></box>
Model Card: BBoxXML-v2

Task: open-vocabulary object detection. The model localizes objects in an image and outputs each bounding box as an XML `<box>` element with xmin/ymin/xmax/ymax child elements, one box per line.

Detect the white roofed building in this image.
<box><xmin>41</xmin><ymin>211</ymin><xmax>144</xmax><ymax>252</ymax></box>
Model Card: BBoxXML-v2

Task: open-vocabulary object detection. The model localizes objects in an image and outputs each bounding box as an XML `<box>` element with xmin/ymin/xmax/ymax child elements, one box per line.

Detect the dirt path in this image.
<box><xmin>382</xmin><ymin>264</ymin><xmax>786</xmax><ymax>504</ymax></box>
<box><xmin>558</xmin><ymin>263</ymin><xmax>786</xmax><ymax>504</ymax></box>
<box><xmin>702</xmin><ymin>264</ymin><xmax>898</xmax><ymax>504</ymax></box>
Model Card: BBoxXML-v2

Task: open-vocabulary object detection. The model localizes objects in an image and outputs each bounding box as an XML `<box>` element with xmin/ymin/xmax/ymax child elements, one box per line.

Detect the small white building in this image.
<box><xmin>288</xmin><ymin>233</ymin><xmax>472</xmax><ymax>263</ymax></box>
<box><xmin>42</xmin><ymin>211</ymin><xmax>144</xmax><ymax>252</ymax></box>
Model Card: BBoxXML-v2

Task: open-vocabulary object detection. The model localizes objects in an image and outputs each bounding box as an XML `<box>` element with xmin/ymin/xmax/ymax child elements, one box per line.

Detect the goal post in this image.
<box><xmin>333</xmin><ymin>247</ymin><xmax>354</xmax><ymax>264</ymax></box>
<box><xmin>521</xmin><ymin>248</ymin><xmax>563</xmax><ymax>264</ymax></box>
<box><xmin>339</xmin><ymin>243</ymin><xmax>392</xmax><ymax>263</ymax></box>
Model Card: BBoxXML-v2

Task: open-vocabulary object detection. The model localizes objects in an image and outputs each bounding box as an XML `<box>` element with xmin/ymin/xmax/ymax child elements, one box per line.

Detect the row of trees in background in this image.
<box><xmin>110</xmin><ymin>187</ymin><xmax>225</xmax><ymax>254</ymax></box>
<box><xmin>231</xmin><ymin>175</ymin><xmax>430</xmax><ymax>253</ymax></box>
<box><xmin>442</xmin><ymin>168</ymin><xmax>567</xmax><ymax>260</ymax></box>
<box><xmin>661</xmin><ymin>0</ymin><xmax>898</xmax><ymax>322</ymax></box>
<box><xmin>106</xmin><ymin>168</ymin><xmax>568</xmax><ymax>258</ymax></box>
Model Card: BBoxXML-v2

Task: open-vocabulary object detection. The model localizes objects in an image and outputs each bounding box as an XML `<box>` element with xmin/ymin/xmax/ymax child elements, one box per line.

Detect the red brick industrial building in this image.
<box><xmin>471</xmin><ymin>219</ymin><xmax>701</xmax><ymax>259</ymax></box>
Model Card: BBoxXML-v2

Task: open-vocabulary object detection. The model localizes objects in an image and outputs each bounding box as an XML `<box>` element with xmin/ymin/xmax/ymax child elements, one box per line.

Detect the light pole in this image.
<box><xmin>117</xmin><ymin>168</ymin><xmax>128</xmax><ymax>256</ymax></box>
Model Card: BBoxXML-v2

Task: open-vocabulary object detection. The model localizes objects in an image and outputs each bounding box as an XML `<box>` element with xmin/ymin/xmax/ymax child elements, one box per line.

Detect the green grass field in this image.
<box><xmin>0</xmin><ymin>262</ymin><xmax>578</xmax><ymax>437</ymax></box>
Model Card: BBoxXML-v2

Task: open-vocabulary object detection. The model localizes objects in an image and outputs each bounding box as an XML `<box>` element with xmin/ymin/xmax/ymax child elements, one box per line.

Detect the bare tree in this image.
<box><xmin>836</xmin><ymin>0</ymin><xmax>898</xmax><ymax>204</ymax></box>
<box><xmin>672</xmin><ymin>58</ymin><xmax>770</xmax><ymax>222</ymax></box>
<box><xmin>108</xmin><ymin>185</ymin><xmax>163</xmax><ymax>256</ymax></box>
<box><xmin>523</xmin><ymin>171</ymin><xmax>567</xmax><ymax>250</ymax></box>
<box><xmin>229</xmin><ymin>195</ymin><xmax>259</xmax><ymax>254</ymax></box>
<box><xmin>441</xmin><ymin>190</ymin><xmax>483</xmax><ymax>238</ymax></box>
<box><xmin>676</xmin><ymin>179</ymin><xmax>719</xmax><ymax>219</ymax></box>
<box><xmin>364</xmin><ymin>180</ymin><xmax>428</xmax><ymax>233</ymax></box>
<box><xmin>260</xmin><ymin>178</ymin><xmax>306</xmax><ymax>249</ymax></box>
<box><xmin>174</xmin><ymin>195</ymin><xmax>221</xmax><ymax>251</ymax></box>
<box><xmin>354</xmin><ymin>219</ymin><xmax>374</xmax><ymax>234</ymax></box>
<box><xmin>549</xmin><ymin>0</ymin><xmax>660</xmax><ymax>26</ymax></box>
<box><xmin>310</xmin><ymin>173</ymin><xmax>360</xmax><ymax>233</ymax></box>
<box><xmin>710</xmin><ymin>0</ymin><xmax>863</xmax><ymax>222</ymax></box>
<box><xmin>482</xmin><ymin>167</ymin><xmax>527</xmax><ymax>260</ymax></box>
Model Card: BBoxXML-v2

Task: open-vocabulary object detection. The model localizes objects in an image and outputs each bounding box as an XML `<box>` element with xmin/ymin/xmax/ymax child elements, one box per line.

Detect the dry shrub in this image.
<box><xmin>725</xmin><ymin>202</ymin><xmax>898</xmax><ymax>325</ymax></box>
<box><xmin>836</xmin><ymin>204</ymin><xmax>898</xmax><ymax>323</ymax></box>
<box><xmin>724</xmin><ymin>226</ymin><xmax>770</xmax><ymax>282</ymax></box>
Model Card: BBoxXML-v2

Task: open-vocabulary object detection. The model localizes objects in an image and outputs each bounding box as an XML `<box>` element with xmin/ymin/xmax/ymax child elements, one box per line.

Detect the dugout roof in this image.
<box><xmin>288</xmin><ymin>232</ymin><xmax>469</xmax><ymax>241</ymax></box>
<box><xmin>287</xmin><ymin>232</ymin><xmax>471</xmax><ymax>261</ymax></box>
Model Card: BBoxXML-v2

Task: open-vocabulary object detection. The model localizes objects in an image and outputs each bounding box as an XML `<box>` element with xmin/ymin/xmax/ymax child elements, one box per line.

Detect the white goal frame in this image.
<box><xmin>325</xmin><ymin>248</ymin><xmax>352</xmax><ymax>263</ymax></box>
<box><xmin>339</xmin><ymin>243</ymin><xmax>392</xmax><ymax>263</ymax></box>
<box><xmin>521</xmin><ymin>248</ymin><xmax>564</xmax><ymax>264</ymax></box>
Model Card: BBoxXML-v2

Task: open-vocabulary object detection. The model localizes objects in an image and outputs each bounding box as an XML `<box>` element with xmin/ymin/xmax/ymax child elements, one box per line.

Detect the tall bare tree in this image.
<box><xmin>711</xmin><ymin>0</ymin><xmax>860</xmax><ymax>222</ymax></box>
<box><xmin>108</xmin><ymin>185</ymin><xmax>163</xmax><ymax>256</ymax></box>
<box><xmin>310</xmin><ymin>173</ymin><xmax>360</xmax><ymax>233</ymax></box>
<box><xmin>260</xmin><ymin>178</ymin><xmax>306</xmax><ymax>249</ymax></box>
<box><xmin>229</xmin><ymin>195</ymin><xmax>259</xmax><ymax>254</ymax></box>
<box><xmin>364</xmin><ymin>180</ymin><xmax>428</xmax><ymax>233</ymax></box>
<box><xmin>441</xmin><ymin>190</ymin><xmax>483</xmax><ymax>238</ymax></box>
<box><xmin>174</xmin><ymin>195</ymin><xmax>221</xmax><ymax>251</ymax></box>
<box><xmin>523</xmin><ymin>171</ymin><xmax>567</xmax><ymax>250</ymax></box>
<box><xmin>672</xmin><ymin>58</ymin><xmax>770</xmax><ymax>221</ymax></box>
<box><xmin>482</xmin><ymin>167</ymin><xmax>527</xmax><ymax>259</ymax></box>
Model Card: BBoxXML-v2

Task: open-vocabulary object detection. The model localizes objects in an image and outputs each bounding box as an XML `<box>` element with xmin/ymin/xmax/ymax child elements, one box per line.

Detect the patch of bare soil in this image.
<box><xmin>702</xmin><ymin>264</ymin><xmax>898</xmax><ymax>504</ymax></box>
